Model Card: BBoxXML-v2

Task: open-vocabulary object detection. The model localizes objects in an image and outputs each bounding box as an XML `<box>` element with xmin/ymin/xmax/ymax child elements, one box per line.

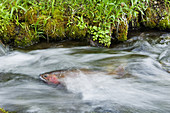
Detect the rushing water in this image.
<box><xmin>0</xmin><ymin>31</ymin><xmax>170</xmax><ymax>113</ymax></box>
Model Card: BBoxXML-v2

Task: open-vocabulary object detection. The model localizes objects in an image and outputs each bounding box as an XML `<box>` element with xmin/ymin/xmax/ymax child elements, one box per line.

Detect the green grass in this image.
<box><xmin>2</xmin><ymin>0</ymin><xmax>168</xmax><ymax>47</ymax></box>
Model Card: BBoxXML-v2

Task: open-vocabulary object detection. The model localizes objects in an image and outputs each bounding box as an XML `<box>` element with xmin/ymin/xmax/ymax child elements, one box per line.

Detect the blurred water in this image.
<box><xmin>0</xmin><ymin>32</ymin><xmax>170</xmax><ymax>113</ymax></box>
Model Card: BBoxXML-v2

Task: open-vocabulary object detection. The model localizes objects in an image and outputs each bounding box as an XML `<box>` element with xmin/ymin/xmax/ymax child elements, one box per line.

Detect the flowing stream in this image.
<box><xmin>0</xmin><ymin>31</ymin><xmax>170</xmax><ymax>113</ymax></box>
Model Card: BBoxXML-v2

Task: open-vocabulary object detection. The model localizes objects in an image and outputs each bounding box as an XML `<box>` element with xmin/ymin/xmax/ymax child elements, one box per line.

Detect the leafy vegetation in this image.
<box><xmin>0</xmin><ymin>0</ymin><xmax>169</xmax><ymax>47</ymax></box>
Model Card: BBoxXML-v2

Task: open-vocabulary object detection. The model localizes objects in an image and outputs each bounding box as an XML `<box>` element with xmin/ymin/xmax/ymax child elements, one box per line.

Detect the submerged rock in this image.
<box><xmin>159</xmin><ymin>45</ymin><xmax>170</xmax><ymax>73</ymax></box>
<box><xmin>0</xmin><ymin>41</ymin><xmax>8</xmax><ymax>56</ymax></box>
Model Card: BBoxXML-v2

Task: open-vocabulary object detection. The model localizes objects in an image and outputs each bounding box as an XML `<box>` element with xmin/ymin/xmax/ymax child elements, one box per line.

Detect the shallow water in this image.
<box><xmin>0</xmin><ymin>31</ymin><xmax>170</xmax><ymax>113</ymax></box>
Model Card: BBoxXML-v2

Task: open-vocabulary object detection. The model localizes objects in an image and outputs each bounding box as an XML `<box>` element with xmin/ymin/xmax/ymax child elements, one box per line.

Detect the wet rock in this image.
<box><xmin>159</xmin><ymin>45</ymin><xmax>170</xmax><ymax>72</ymax></box>
<box><xmin>0</xmin><ymin>41</ymin><xmax>8</xmax><ymax>56</ymax></box>
<box><xmin>159</xmin><ymin>48</ymin><xmax>170</xmax><ymax>63</ymax></box>
<box><xmin>93</xmin><ymin>106</ymin><xmax>117</xmax><ymax>113</ymax></box>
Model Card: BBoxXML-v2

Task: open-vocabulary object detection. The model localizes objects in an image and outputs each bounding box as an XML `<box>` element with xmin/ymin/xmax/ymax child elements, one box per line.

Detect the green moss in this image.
<box><xmin>115</xmin><ymin>21</ymin><xmax>128</xmax><ymax>41</ymax></box>
<box><xmin>43</xmin><ymin>8</ymin><xmax>67</xmax><ymax>40</ymax></box>
<box><xmin>1</xmin><ymin>22</ymin><xmax>16</xmax><ymax>43</ymax></box>
<box><xmin>14</xmin><ymin>22</ymin><xmax>39</xmax><ymax>47</ymax></box>
<box><xmin>143</xmin><ymin>8</ymin><xmax>157</xmax><ymax>28</ymax></box>
<box><xmin>142</xmin><ymin>2</ymin><xmax>170</xmax><ymax>30</ymax></box>
<box><xmin>52</xmin><ymin>9</ymin><xmax>64</xmax><ymax>20</ymax></box>
<box><xmin>7</xmin><ymin>23</ymin><xmax>16</xmax><ymax>36</ymax></box>
<box><xmin>145</xmin><ymin>20</ymin><xmax>157</xmax><ymax>28</ymax></box>
<box><xmin>25</xmin><ymin>7</ymin><xmax>39</xmax><ymax>25</ymax></box>
<box><xmin>44</xmin><ymin>19</ymin><xmax>66</xmax><ymax>40</ymax></box>
<box><xmin>66</xmin><ymin>24</ymin><xmax>86</xmax><ymax>39</ymax></box>
<box><xmin>158</xmin><ymin>17</ymin><xmax>170</xmax><ymax>30</ymax></box>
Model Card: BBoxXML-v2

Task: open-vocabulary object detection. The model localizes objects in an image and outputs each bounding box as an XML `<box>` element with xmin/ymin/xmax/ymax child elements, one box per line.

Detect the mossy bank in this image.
<box><xmin>0</xmin><ymin>0</ymin><xmax>169</xmax><ymax>48</ymax></box>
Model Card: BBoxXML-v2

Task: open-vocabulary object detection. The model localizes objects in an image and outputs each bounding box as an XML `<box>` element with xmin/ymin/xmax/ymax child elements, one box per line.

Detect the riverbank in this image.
<box><xmin>0</xmin><ymin>0</ymin><xmax>169</xmax><ymax>48</ymax></box>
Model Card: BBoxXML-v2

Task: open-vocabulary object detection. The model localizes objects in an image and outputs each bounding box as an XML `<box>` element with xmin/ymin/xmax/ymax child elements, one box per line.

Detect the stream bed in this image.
<box><xmin>0</xmin><ymin>31</ymin><xmax>170</xmax><ymax>113</ymax></box>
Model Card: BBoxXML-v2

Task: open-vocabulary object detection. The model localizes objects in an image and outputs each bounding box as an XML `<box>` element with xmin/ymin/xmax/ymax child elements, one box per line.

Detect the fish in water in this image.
<box><xmin>39</xmin><ymin>66</ymin><xmax>127</xmax><ymax>85</ymax></box>
<box><xmin>39</xmin><ymin>69</ymin><xmax>94</xmax><ymax>85</ymax></box>
<box><xmin>40</xmin><ymin>73</ymin><xmax>61</xmax><ymax>84</ymax></box>
<box><xmin>39</xmin><ymin>70</ymin><xmax>64</xmax><ymax>85</ymax></box>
